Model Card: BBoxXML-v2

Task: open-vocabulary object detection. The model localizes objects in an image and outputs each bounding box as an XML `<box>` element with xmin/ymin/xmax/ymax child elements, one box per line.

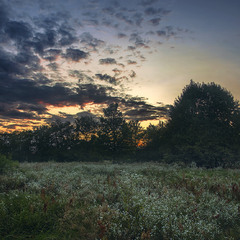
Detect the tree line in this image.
<box><xmin>1</xmin><ymin>81</ymin><xmax>240</xmax><ymax>167</ymax></box>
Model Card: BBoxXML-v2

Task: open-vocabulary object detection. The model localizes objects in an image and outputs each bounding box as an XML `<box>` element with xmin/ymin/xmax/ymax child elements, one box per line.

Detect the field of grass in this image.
<box><xmin>1</xmin><ymin>162</ymin><xmax>240</xmax><ymax>239</ymax></box>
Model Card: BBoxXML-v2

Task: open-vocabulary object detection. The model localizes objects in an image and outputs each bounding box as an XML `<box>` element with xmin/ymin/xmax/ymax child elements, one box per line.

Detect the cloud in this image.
<box><xmin>149</xmin><ymin>18</ymin><xmax>161</xmax><ymax>26</ymax></box>
<box><xmin>115</xmin><ymin>12</ymin><xmax>133</xmax><ymax>25</ymax></box>
<box><xmin>129</xmin><ymin>70</ymin><xmax>136</xmax><ymax>78</ymax></box>
<box><xmin>62</xmin><ymin>48</ymin><xmax>89</xmax><ymax>61</ymax></box>
<box><xmin>122</xmin><ymin>98</ymin><xmax>170</xmax><ymax>121</ymax></box>
<box><xmin>69</xmin><ymin>70</ymin><xmax>93</xmax><ymax>83</ymax></box>
<box><xmin>80</xmin><ymin>32</ymin><xmax>105</xmax><ymax>51</ymax></box>
<box><xmin>47</xmin><ymin>62</ymin><xmax>58</xmax><ymax>71</ymax></box>
<box><xmin>127</xmin><ymin>60</ymin><xmax>137</xmax><ymax>65</ymax></box>
<box><xmin>117</xmin><ymin>33</ymin><xmax>128</xmax><ymax>38</ymax></box>
<box><xmin>112</xmin><ymin>68</ymin><xmax>123</xmax><ymax>76</ymax></box>
<box><xmin>0</xmin><ymin>1</ymin><xmax>9</xmax><ymax>30</ymax></box>
<box><xmin>0</xmin><ymin>105</ymin><xmax>41</xmax><ymax>120</ymax></box>
<box><xmin>144</xmin><ymin>7</ymin><xmax>171</xmax><ymax>16</ymax></box>
<box><xmin>99</xmin><ymin>58</ymin><xmax>117</xmax><ymax>65</ymax></box>
<box><xmin>102</xmin><ymin>7</ymin><xmax>115</xmax><ymax>16</ymax></box>
<box><xmin>0</xmin><ymin>48</ymin><xmax>31</xmax><ymax>76</ymax></box>
<box><xmin>128</xmin><ymin>46</ymin><xmax>136</xmax><ymax>51</ymax></box>
<box><xmin>140</xmin><ymin>0</ymin><xmax>159</xmax><ymax>6</ymax></box>
<box><xmin>133</xmin><ymin>13</ymin><xmax>144</xmax><ymax>26</ymax></box>
<box><xmin>43</xmin><ymin>49</ymin><xmax>62</xmax><ymax>61</ymax></box>
<box><xmin>47</xmin><ymin>111</ymin><xmax>97</xmax><ymax>124</ymax></box>
<box><xmin>4</xmin><ymin>21</ymin><xmax>32</xmax><ymax>42</ymax></box>
<box><xmin>76</xmin><ymin>84</ymin><xmax>120</xmax><ymax>104</ymax></box>
<box><xmin>0</xmin><ymin>0</ymin><xmax>182</xmax><ymax>131</ymax></box>
<box><xmin>129</xmin><ymin>33</ymin><xmax>149</xmax><ymax>48</ymax></box>
<box><xmin>95</xmin><ymin>74</ymin><xmax>119</xmax><ymax>85</ymax></box>
<box><xmin>57</xmin><ymin>24</ymin><xmax>77</xmax><ymax>46</ymax></box>
<box><xmin>156</xmin><ymin>26</ymin><xmax>177</xmax><ymax>39</ymax></box>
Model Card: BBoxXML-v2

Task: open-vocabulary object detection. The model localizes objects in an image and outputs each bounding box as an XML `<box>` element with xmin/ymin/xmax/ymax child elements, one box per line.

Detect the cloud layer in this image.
<box><xmin>0</xmin><ymin>0</ymin><xmax>187</xmax><ymax>131</ymax></box>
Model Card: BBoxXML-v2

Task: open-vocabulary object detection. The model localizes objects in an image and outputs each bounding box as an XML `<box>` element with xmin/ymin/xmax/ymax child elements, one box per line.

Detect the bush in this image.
<box><xmin>0</xmin><ymin>154</ymin><xmax>18</xmax><ymax>174</ymax></box>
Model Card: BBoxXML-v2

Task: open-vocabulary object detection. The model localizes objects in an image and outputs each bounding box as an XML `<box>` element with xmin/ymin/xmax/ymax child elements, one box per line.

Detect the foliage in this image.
<box><xmin>1</xmin><ymin>81</ymin><xmax>240</xmax><ymax>167</ymax></box>
<box><xmin>0</xmin><ymin>154</ymin><xmax>18</xmax><ymax>174</ymax></box>
<box><xmin>160</xmin><ymin>81</ymin><xmax>240</xmax><ymax>167</ymax></box>
<box><xmin>1</xmin><ymin>162</ymin><xmax>240</xmax><ymax>239</ymax></box>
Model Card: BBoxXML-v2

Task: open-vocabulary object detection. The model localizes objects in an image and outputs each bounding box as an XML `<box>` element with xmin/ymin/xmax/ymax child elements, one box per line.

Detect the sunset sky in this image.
<box><xmin>0</xmin><ymin>0</ymin><xmax>240</xmax><ymax>131</ymax></box>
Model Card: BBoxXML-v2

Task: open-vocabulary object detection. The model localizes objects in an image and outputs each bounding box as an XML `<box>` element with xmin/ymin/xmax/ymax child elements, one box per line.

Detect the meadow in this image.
<box><xmin>1</xmin><ymin>162</ymin><xmax>240</xmax><ymax>240</ymax></box>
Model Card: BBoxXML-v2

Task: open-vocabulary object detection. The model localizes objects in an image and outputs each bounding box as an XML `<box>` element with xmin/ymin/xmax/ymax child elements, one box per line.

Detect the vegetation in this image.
<box><xmin>0</xmin><ymin>154</ymin><xmax>18</xmax><ymax>174</ymax></box>
<box><xmin>1</xmin><ymin>81</ymin><xmax>239</xmax><ymax>167</ymax></box>
<box><xmin>1</xmin><ymin>81</ymin><xmax>240</xmax><ymax>239</ymax></box>
<box><xmin>0</xmin><ymin>162</ymin><xmax>240</xmax><ymax>239</ymax></box>
<box><xmin>160</xmin><ymin>81</ymin><xmax>240</xmax><ymax>167</ymax></box>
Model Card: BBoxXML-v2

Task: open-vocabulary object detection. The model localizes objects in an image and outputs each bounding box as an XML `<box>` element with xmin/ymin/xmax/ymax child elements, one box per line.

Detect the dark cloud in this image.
<box><xmin>149</xmin><ymin>18</ymin><xmax>161</xmax><ymax>26</ymax></box>
<box><xmin>30</xmin><ymin>30</ymin><xmax>57</xmax><ymax>55</ymax></box>
<box><xmin>84</xmin><ymin>19</ymin><xmax>99</xmax><ymax>26</ymax></box>
<box><xmin>15</xmin><ymin>51</ymin><xmax>42</xmax><ymax>73</ymax></box>
<box><xmin>0</xmin><ymin>48</ymin><xmax>29</xmax><ymax>76</ymax></box>
<box><xmin>16</xmin><ymin>103</ymin><xmax>47</xmax><ymax>114</ymax></box>
<box><xmin>117</xmin><ymin>33</ymin><xmax>128</xmax><ymax>38</ymax></box>
<box><xmin>0</xmin><ymin>72</ymin><xmax>121</xmax><ymax>122</ymax></box>
<box><xmin>69</xmin><ymin>70</ymin><xmax>93</xmax><ymax>83</ymax></box>
<box><xmin>57</xmin><ymin>24</ymin><xmax>77</xmax><ymax>46</ymax></box>
<box><xmin>0</xmin><ymin>107</ymin><xmax>40</xmax><ymax>120</ymax></box>
<box><xmin>43</xmin><ymin>49</ymin><xmax>61</xmax><ymax>61</ymax></box>
<box><xmin>47</xmin><ymin>111</ymin><xmax>97</xmax><ymax>124</ymax></box>
<box><xmin>115</xmin><ymin>12</ymin><xmax>133</xmax><ymax>25</ymax></box>
<box><xmin>99</xmin><ymin>58</ymin><xmax>117</xmax><ymax>65</ymax></box>
<box><xmin>124</xmin><ymin>109</ymin><xmax>157</xmax><ymax>121</ymax></box>
<box><xmin>129</xmin><ymin>33</ymin><xmax>149</xmax><ymax>48</ymax></box>
<box><xmin>140</xmin><ymin>0</ymin><xmax>158</xmax><ymax>6</ymax></box>
<box><xmin>133</xmin><ymin>13</ymin><xmax>144</xmax><ymax>26</ymax></box>
<box><xmin>156</xmin><ymin>26</ymin><xmax>192</xmax><ymax>40</ymax></box>
<box><xmin>104</xmin><ymin>46</ymin><xmax>121</xmax><ymax>55</ymax></box>
<box><xmin>0</xmin><ymin>1</ymin><xmax>9</xmax><ymax>30</ymax></box>
<box><xmin>4</xmin><ymin>21</ymin><xmax>32</xmax><ymax>42</ymax></box>
<box><xmin>34</xmin><ymin>11</ymin><xmax>70</xmax><ymax>30</ymax></box>
<box><xmin>122</xmin><ymin>98</ymin><xmax>170</xmax><ymax>121</ymax></box>
<box><xmin>47</xmin><ymin>62</ymin><xmax>58</xmax><ymax>71</ymax></box>
<box><xmin>112</xmin><ymin>68</ymin><xmax>123</xmax><ymax>76</ymax></box>
<box><xmin>102</xmin><ymin>7</ymin><xmax>115</xmax><ymax>16</ymax></box>
<box><xmin>95</xmin><ymin>74</ymin><xmax>119</xmax><ymax>85</ymax></box>
<box><xmin>127</xmin><ymin>60</ymin><xmax>137</xmax><ymax>65</ymax></box>
<box><xmin>80</xmin><ymin>32</ymin><xmax>105</xmax><ymax>51</ymax></box>
<box><xmin>144</xmin><ymin>7</ymin><xmax>171</xmax><ymax>16</ymax></box>
<box><xmin>129</xmin><ymin>70</ymin><xmax>136</xmax><ymax>78</ymax></box>
<box><xmin>156</xmin><ymin>26</ymin><xmax>177</xmax><ymax>39</ymax></box>
<box><xmin>0</xmin><ymin>0</ymin><xmax>180</xmax><ymax>130</ymax></box>
<box><xmin>128</xmin><ymin>46</ymin><xmax>136</xmax><ymax>51</ymax></box>
<box><xmin>31</xmin><ymin>73</ymin><xmax>52</xmax><ymax>85</ymax></box>
<box><xmin>62</xmin><ymin>48</ymin><xmax>89</xmax><ymax>62</ymax></box>
<box><xmin>76</xmin><ymin>84</ymin><xmax>120</xmax><ymax>104</ymax></box>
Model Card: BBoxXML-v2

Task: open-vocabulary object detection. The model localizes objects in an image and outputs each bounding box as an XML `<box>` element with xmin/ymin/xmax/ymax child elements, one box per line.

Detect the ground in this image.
<box><xmin>1</xmin><ymin>162</ymin><xmax>240</xmax><ymax>239</ymax></box>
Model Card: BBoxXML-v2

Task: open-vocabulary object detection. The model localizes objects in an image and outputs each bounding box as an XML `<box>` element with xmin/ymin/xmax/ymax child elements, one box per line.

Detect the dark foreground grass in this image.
<box><xmin>0</xmin><ymin>162</ymin><xmax>240</xmax><ymax>239</ymax></box>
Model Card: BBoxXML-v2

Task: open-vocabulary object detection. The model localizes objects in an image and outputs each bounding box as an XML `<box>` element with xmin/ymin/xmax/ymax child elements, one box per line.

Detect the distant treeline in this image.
<box><xmin>1</xmin><ymin>81</ymin><xmax>240</xmax><ymax>167</ymax></box>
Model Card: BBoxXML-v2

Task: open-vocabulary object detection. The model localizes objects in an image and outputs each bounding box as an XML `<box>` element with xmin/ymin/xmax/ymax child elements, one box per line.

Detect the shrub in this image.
<box><xmin>0</xmin><ymin>154</ymin><xmax>18</xmax><ymax>174</ymax></box>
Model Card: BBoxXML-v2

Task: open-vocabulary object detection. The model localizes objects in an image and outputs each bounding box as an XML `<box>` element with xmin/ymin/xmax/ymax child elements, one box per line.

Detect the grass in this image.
<box><xmin>0</xmin><ymin>162</ymin><xmax>240</xmax><ymax>239</ymax></box>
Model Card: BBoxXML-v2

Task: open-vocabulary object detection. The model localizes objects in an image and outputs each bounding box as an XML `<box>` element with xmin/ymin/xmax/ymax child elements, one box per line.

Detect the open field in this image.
<box><xmin>1</xmin><ymin>162</ymin><xmax>240</xmax><ymax>239</ymax></box>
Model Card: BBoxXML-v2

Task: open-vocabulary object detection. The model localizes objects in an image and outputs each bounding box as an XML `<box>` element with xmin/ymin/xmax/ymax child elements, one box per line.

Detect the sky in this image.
<box><xmin>0</xmin><ymin>0</ymin><xmax>240</xmax><ymax>132</ymax></box>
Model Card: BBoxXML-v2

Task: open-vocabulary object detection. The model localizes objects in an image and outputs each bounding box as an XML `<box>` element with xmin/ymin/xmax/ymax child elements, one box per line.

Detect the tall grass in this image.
<box><xmin>0</xmin><ymin>162</ymin><xmax>240</xmax><ymax>239</ymax></box>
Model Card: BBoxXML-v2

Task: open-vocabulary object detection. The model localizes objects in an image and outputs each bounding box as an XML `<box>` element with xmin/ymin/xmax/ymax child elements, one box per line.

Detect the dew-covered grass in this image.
<box><xmin>1</xmin><ymin>162</ymin><xmax>240</xmax><ymax>239</ymax></box>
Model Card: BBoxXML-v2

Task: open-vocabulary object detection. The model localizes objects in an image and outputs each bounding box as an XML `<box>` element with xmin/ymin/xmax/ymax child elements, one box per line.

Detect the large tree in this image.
<box><xmin>163</xmin><ymin>80</ymin><xmax>240</xmax><ymax>167</ymax></box>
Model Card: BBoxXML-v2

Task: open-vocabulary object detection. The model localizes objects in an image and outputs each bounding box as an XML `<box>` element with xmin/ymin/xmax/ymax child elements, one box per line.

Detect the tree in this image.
<box><xmin>163</xmin><ymin>80</ymin><xmax>240</xmax><ymax>167</ymax></box>
<box><xmin>99</xmin><ymin>103</ymin><xmax>125</xmax><ymax>156</ymax></box>
<box><xmin>75</xmin><ymin>116</ymin><xmax>98</xmax><ymax>141</ymax></box>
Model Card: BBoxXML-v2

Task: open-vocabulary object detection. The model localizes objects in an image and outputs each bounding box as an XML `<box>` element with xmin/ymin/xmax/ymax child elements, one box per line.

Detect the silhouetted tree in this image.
<box><xmin>99</xmin><ymin>103</ymin><xmax>125</xmax><ymax>157</ymax></box>
<box><xmin>75</xmin><ymin>116</ymin><xmax>98</xmax><ymax>141</ymax></box>
<box><xmin>163</xmin><ymin>80</ymin><xmax>240</xmax><ymax>167</ymax></box>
